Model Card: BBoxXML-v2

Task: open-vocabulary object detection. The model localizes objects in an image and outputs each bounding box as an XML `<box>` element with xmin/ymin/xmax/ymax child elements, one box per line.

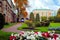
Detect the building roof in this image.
<box><xmin>6</xmin><ymin>0</ymin><xmax>12</xmax><ymax>8</ymax></box>
<box><xmin>33</xmin><ymin>9</ymin><xmax>54</xmax><ymax>11</ymax></box>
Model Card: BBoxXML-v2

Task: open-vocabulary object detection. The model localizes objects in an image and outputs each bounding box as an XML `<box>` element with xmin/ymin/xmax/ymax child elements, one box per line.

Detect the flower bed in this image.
<box><xmin>9</xmin><ymin>31</ymin><xmax>60</xmax><ymax>40</ymax></box>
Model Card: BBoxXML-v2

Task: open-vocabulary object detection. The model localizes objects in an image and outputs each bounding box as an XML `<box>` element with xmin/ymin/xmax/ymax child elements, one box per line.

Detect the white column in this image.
<box><xmin>47</xmin><ymin>12</ymin><xmax>48</xmax><ymax>20</ymax></box>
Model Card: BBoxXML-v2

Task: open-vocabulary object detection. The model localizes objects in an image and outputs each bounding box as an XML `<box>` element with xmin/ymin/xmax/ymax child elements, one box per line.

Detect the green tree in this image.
<box><xmin>49</xmin><ymin>16</ymin><xmax>55</xmax><ymax>22</ymax></box>
<box><xmin>41</xmin><ymin>16</ymin><xmax>47</xmax><ymax>21</ymax></box>
<box><xmin>29</xmin><ymin>12</ymin><xmax>35</xmax><ymax>22</ymax></box>
<box><xmin>35</xmin><ymin>13</ymin><xmax>40</xmax><ymax>22</ymax></box>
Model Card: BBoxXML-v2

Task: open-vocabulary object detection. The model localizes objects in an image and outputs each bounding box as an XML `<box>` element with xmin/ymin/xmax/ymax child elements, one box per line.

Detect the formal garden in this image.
<box><xmin>0</xmin><ymin>9</ymin><xmax>60</xmax><ymax>40</ymax></box>
<box><xmin>17</xmin><ymin>23</ymin><xmax>60</xmax><ymax>32</ymax></box>
<box><xmin>17</xmin><ymin>9</ymin><xmax>60</xmax><ymax>33</ymax></box>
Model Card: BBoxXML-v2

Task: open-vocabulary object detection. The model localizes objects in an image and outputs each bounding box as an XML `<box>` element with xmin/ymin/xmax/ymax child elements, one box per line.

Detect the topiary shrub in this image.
<box><xmin>35</xmin><ymin>22</ymin><xmax>41</xmax><ymax>27</ymax></box>
<box><xmin>0</xmin><ymin>13</ymin><xmax>5</xmax><ymax>29</ymax></box>
<box><xmin>49</xmin><ymin>16</ymin><xmax>55</xmax><ymax>22</ymax></box>
<box><xmin>40</xmin><ymin>20</ymin><xmax>50</xmax><ymax>26</ymax></box>
<box><xmin>41</xmin><ymin>16</ymin><xmax>47</xmax><ymax>21</ymax></box>
<box><xmin>40</xmin><ymin>21</ymin><xmax>44</xmax><ymax>26</ymax></box>
<box><xmin>44</xmin><ymin>20</ymin><xmax>50</xmax><ymax>26</ymax></box>
<box><xmin>35</xmin><ymin>13</ymin><xmax>40</xmax><ymax>23</ymax></box>
<box><xmin>25</xmin><ymin>20</ymin><xmax>32</xmax><ymax>25</ymax></box>
<box><xmin>25</xmin><ymin>20</ymin><xmax>34</xmax><ymax>28</ymax></box>
<box><xmin>29</xmin><ymin>12</ymin><xmax>35</xmax><ymax>22</ymax></box>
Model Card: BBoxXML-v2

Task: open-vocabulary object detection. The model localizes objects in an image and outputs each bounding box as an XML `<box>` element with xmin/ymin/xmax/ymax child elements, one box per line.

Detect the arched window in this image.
<box><xmin>0</xmin><ymin>1</ymin><xmax>2</xmax><ymax>7</ymax></box>
<box><xmin>3</xmin><ymin>14</ymin><xmax>5</xmax><ymax>16</ymax></box>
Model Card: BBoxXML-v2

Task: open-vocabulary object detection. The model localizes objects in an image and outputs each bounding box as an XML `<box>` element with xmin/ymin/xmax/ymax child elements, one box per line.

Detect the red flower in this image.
<box><xmin>34</xmin><ymin>32</ymin><xmax>38</xmax><ymax>35</ymax></box>
<box><xmin>53</xmin><ymin>34</ymin><xmax>58</xmax><ymax>40</ymax></box>
<box><xmin>10</xmin><ymin>36</ymin><xmax>16</xmax><ymax>40</ymax></box>
<box><xmin>42</xmin><ymin>32</ymin><xmax>50</xmax><ymax>38</ymax></box>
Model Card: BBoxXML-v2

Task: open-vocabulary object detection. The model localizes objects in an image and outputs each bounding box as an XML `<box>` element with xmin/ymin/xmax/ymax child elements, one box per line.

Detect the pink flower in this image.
<box><xmin>42</xmin><ymin>32</ymin><xmax>50</xmax><ymax>38</ymax></box>
<box><xmin>34</xmin><ymin>32</ymin><xmax>38</xmax><ymax>35</ymax></box>
<box><xmin>53</xmin><ymin>34</ymin><xmax>58</xmax><ymax>40</ymax></box>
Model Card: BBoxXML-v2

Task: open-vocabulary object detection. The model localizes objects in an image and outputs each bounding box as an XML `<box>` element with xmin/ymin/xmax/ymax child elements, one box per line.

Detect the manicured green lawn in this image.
<box><xmin>4</xmin><ymin>23</ymin><xmax>17</xmax><ymax>28</ymax></box>
<box><xmin>35</xmin><ymin>27</ymin><xmax>48</xmax><ymax>32</ymax></box>
<box><xmin>17</xmin><ymin>23</ymin><xmax>28</xmax><ymax>30</ymax></box>
<box><xmin>35</xmin><ymin>23</ymin><xmax>60</xmax><ymax>32</ymax></box>
<box><xmin>17</xmin><ymin>23</ymin><xmax>60</xmax><ymax>32</ymax></box>
<box><xmin>0</xmin><ymin>30</ymin><xmax>12</xmax><ymax>40</ymax></box>
<box><xmin>49</xmin><ymin>23</ymin><xmax>60</xmax><ymax>28</ymax></box>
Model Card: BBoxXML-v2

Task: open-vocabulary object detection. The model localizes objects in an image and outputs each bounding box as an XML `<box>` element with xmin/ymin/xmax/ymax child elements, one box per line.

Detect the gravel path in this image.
<box><xmin>1</xmin><ymin>23</ymin><xmax>22</xmax><ymax>33</ymax></box>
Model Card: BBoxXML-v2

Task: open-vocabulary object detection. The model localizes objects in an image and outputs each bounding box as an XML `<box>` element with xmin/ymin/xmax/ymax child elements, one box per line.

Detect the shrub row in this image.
<box><xmin>35</xmin><ymin>20</ymin><xmax>50</xmax><ymax>27</ymax></box>
<box><xmin>25</xmin><ymin>20</ymin><xmax>50</xmax><ymax>27</ymax></box>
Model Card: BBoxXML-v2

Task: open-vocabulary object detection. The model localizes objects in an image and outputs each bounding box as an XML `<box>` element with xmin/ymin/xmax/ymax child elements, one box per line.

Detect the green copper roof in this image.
<box><xmin>33</xmin><ymin>9</ymin><xmax>54</xmax><ymax>11</ymax></box>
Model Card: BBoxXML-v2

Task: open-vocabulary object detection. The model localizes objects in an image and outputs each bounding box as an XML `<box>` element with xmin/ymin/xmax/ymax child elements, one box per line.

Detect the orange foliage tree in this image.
<box><xmin>14</xmin><ymin>0</ymin><xmax>28</xmax><ymax>18</ymax></box>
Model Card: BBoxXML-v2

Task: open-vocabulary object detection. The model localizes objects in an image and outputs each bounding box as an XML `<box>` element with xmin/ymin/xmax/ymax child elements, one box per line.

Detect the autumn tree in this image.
<box><xmin>14</xmin><ymin>0</ymin><xmax>28</xmax><ymax>18</ymax></box>
<box><xmin>57</xmin><ymin>8</ymin><xmax>60</xmax><ymax>17</ymax></box>
<box><xmin>54</xmin><ymin>8</ymin><xmax>60</xmax><ymax>22</ymax></box>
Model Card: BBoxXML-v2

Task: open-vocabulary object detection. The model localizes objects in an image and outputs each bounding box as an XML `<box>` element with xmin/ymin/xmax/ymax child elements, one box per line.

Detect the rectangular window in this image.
<box><xmin>6</xmin><ymin>5</ymin><xmax>7</xmax><ymax>10</ymax></box>
<box><xmin>0</xmin><ymin>2</ymin><xmax>2</xmax><ymax>7</ymax></box>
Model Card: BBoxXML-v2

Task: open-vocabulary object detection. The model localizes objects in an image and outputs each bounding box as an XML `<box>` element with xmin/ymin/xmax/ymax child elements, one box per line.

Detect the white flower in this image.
<box><xmin>17</xmin><ymin>34</ymin><xmax>20</xmax><ymax>37</ymax></box>
<box><xmin>38</xmin><ymin>32</ymin><xmax>42</xmax><ymax>37</ymax></box>
<box><xmin>30</xmin><ymin>35</ymin><xmax>35</xmax><ymax>40</ymax></box>
<box><xmin>11</xmin><ymin>33</ymin><xmax>14</xmax><ymax>36</ymax></box>
<box><xmin>52</xmin><ymin>38</ymin><xmax>55</xmax><ymax>40</ymax></box>
<box><xmin>34</xmin><ymin>33</ymin><xmax>38</xmax><ymax>38</ymax></box>
<box><xmin>56</xmin><ymin>37</ymin><xmax>60</xmax><ymax>40</ymax></box>
<box><xmin>23</xmin><ymin>32</ymin><xmax>27</xmax><ymax>37</ymax></box>
<box><xmin>26</xmin><ymin>35</ymin><xmax>31</xmax><ymax>39</ymax></box>
<box><xmin>26</xmin><ymin>31</ymin><xmax>30</xmax><ymax>35</ymax></box>
<box><xmin>48</xmin><ymin>31</ymin><xmax>51</xmax><ymax>33</ymax></box>
<box><xmin>31</xmin><ymin>31</ymin><xmax>34</xmax><ymax>34</ymax></box>
<box><xmin>50</xmin><ymin>33</ymin><xmax>54</xmax><ymax>37</ymax></box>
<box><xmin>52</xmin><ymin>30</ymin><xmax>55</xmax><ymax>33</ymax></box>
<box><xmin>47</xmin><ymin>38</ymin><xmax>51</xmax><ymax>40</ymax></box>
<box><xmin>14</xmin><ymin>34</ymin><xmax>17</xmax><ymax>37</ymax></box>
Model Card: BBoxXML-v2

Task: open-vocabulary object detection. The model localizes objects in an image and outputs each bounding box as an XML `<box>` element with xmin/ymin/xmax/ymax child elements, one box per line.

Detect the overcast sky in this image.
<box><xmin>12</xmin><ymin>0</ymin><xmax>60</xmax><ymax>13</ymax></box>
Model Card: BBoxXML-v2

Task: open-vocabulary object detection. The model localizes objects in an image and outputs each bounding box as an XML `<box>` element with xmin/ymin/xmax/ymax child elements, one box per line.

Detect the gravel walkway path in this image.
<box><xmin>2</xmin><ymin>23</ymin><xmax>22</xmax><ymax>33</ymax></box>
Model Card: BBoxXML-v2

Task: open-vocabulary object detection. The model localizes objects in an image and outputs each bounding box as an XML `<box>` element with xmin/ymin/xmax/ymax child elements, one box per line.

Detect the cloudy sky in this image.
<box><xmin>12</xmin><ymin>0</ymin><xmax>60</xmax><ymax>13</ymax></box>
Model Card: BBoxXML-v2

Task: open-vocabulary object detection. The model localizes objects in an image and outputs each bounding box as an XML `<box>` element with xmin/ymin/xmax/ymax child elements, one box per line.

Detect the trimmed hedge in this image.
<box><xmin>35</xmin><ymin>20</ymin><xmax>50</xmax><ymax>27</ymax></box>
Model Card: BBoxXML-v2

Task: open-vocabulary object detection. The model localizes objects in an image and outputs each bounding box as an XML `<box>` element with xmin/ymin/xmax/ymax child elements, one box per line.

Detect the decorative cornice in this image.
<box><xmin>6</xmin><ymin>0</ymin><xmax>12</xmax><ymax>8</ymax></box>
